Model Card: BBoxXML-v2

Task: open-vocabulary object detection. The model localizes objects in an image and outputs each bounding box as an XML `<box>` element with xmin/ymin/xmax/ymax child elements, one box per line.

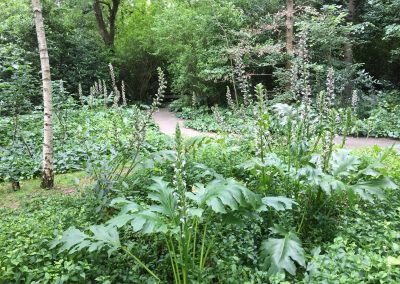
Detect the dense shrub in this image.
<box><xmin>352</xmin><ymin>91</ymin><xmax>400</xmax><ymax>138</ymax></box>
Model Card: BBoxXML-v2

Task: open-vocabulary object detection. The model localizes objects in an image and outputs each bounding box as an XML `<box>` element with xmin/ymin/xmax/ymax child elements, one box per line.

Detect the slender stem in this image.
<box><xmin>192</xmin><ymin>218</ymin><xmax>199</xmax><ymax>263</ymax></box>
<box><xmin>341</xmin><ymin>108</ymin><xmax>352</xmax><ymax>148</ymax></box>
<box><xmin>168</xmin><ymin>237</ymin><xmax>181</xmax><ymax>284</ymax></box>
<box><xmin>121</xmin><ymin>246</ymin><xmax>160</xmax><ymax>282</ymax></box>
<box><xmin>295</xmin><ymin>121</ymin><xmax>304</xmax><ymax>171</ymax></box>
<box><xmin>286</xmin><ymin>116</ymin><xmax>292</xmax><ymax>182</ymax></box>
<box><xmin>166</xmin><ymin>237</ymin><xmax>178</xmax><ymax>284</ymax></box>
<box><xmin>199</xmin><ymin>219</ymin><xmax>209</xmax><ymax>270</ymax></box>
<box><xmin>186</xmin><ymin>222</ymin><xmax>193</xmax><ymax>269</ymax></box>
<box><xmin>311</xmin><ymin>131</ymin><xmax>323</xmax><ymax>153</ymax></box>
<box><xmin>201</xmin><ymin>233</ymin><xmax>217</xmax><ymax>269</ymax></box>
<box><xmin>297</xmin><ymin>210</ymin><xmax>306</xmax><ymax>234</ymax></box>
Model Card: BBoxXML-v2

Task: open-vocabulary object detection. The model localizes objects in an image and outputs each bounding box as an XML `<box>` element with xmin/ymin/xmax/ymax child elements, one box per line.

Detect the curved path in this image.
<box><xmin>153</xmin><ymin>108</ymin><xmax>400</xmax><ymax>150</ymax></box>
<box><xmin>153</xmin><ymin>108</ymin><xmax>216</xmax><ymax>137</ymax></box>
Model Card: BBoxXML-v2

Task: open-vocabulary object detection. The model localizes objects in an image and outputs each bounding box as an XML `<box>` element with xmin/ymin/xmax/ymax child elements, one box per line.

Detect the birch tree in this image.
<box><xmin>286</xmin><ymin>0</ymin><xmax>294</xmax><ymax>61</ymax></box>
<box><xmin>344</xmin><ymin>0</ymin><xmax>356</xmax><ymax>96</ymax></box>
<box><xmin>32</xmin><ymin>0</ymin><xmax>54</xmax><ymax>188</ymax></box>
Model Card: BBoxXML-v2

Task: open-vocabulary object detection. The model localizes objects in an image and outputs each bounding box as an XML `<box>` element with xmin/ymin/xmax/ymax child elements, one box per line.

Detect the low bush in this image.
<box><xmin>0</xmin><ymin>195</ymin><xmax>98</xmax><ymax>283</ymax></box>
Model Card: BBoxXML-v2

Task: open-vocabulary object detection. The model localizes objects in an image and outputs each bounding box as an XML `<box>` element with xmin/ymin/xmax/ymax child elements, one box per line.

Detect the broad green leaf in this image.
<box><xmin>261</xmin><ymin>196</ymin><xmax>297</xmax><ymax>211</ymax></box>
<box><xmin>194</xmin><ymin>163</ymin><xmax>224</xmax><ymax>180</ymax></box>
<box><xmin>110</xmin><ymin>198</ymin><xmax>141</xmax><ymax>214</ymax></box>
<box><xmin>350</xmin><ymin>177</ymin><xmax>397</xmax><ymax>202</ymax></box>
<box><xmin>318</xmin><ymin>174</ymin><xmax>346</xmax><ymax>195</ymax></box>
<box><xmin>261</xmin><ymin>225</ymin><xmax>305</xmax><ymax>276</ymax></box>
<box><xmin>107</xmin><ymin>214</ymin><xmax>136</xmax><ymax>228</ymax></box>
<box><xmin>130</xmin><ymin>210</ymin><xmax>170</xmax><ymax>234</ymax></box>
<box><xmin>330</xmin><ymin>149</ymin><xmax>360</xmax><ymax>177</ymax></box>
<box><xmin>89</xmin><ymin>225</ymin><xmax>120</xmax><ymax>248</ymax></box>
<box><xmin>186</xmin><ymin>178</ymin><xmax>261</xmax><ymax>213</ymax></box>
<box><xmin>148</xmin><ymin>177</ymin><xmax>178</xmax><ymax>219</ymax></box>
<box><xmin>50</xmin><ymin>227</ymin><xmax>88</xmax><ymax>253</ymax></box>
<box><xmin>187</xmin><ymin>207</ymin><xmax>204</xmax><ymax>218</ymax></box>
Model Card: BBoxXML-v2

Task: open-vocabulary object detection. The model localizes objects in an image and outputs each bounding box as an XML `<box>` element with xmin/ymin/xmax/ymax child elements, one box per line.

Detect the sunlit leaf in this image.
<box><xmin>261</xmin><ymin>225</ymin><xmax>305</xmax><ymax>276</ymax></box>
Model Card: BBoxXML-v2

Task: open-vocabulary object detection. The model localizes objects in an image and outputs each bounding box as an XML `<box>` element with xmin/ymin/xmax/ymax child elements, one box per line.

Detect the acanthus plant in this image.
<box><xmin>240</xmin><ymin>31</ymin><xmax>397</xmax><ymax>238</ymax></box>
<box><xmin>51</xmin><ymin>124</ymin><xmax>305</xmax><ymax>283</ymax></box>
<box><xmin>76</xmin><ymin>68</ymin><xmax>166</xmax><ymax>205</ymax></box>
<box><xmin>78</xmin><ymin>63</ymin><xmax>127</xmax><ymax>109</ymax></box>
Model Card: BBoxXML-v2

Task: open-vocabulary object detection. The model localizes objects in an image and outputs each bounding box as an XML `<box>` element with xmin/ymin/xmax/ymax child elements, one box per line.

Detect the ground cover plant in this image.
<box><xmin>1</xmin><ymin>0</ymin><xmax>400</xmax><ymax>283</ymax></box>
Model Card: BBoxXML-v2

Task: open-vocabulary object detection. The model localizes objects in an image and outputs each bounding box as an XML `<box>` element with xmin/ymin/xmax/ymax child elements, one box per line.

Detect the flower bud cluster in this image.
<box><xmin>234</xmin><ymin>54</ymin><xmax>252</xmax><ymax>106</ymax></box>
<box><xmin>351</xmin><ymin>90</ymin><xmax>358</xmax><ymax>114</ymax></box>
<box><xmin>121</xmin><ymin>80</ymin><xmax>127</xmax><ymax>106</ymax></box>
<box><xmin>151</xmin><ymin>67</ymin><xmax>166</xmax><ymax>111</ymax></box>
<box><xmin>326</xmin><ymin>67</ymin><xmax>335</xmax><ymax>109</ymax></box>
<box><xmin>226</xmin><ymin>86</ymin><xmax>235</xmax><ymax>109</ymax></box>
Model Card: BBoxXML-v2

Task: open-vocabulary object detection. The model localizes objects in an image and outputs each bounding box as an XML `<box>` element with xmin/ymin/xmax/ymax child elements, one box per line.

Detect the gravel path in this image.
<box><xmin>153</xmin><ymin>108</ymin><xmax>399</xmax><ymax>150</ymax></box>
<box><xmin>333</xmin><ymin>136</ymin><xmax>400</xmax><ymax>150</ymax></box>
<box><xmin>153</xmin><ymin>108</ymin><xmax>211</xmax><ymax>137</ymax></box>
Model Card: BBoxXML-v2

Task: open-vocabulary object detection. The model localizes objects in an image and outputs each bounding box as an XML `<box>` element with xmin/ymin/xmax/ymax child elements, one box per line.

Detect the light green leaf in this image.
<box><xmin>187</xmin><ymin>208</ymin><xmax>204</xmax><ymax>218</ymax></box>
<box><xmin>261</xmin><ymin>196</ymin><xmax>297</xmax><ymax>211</ymax></box>
<box><xmin>261</xmin><ymin>225</ymin><xmax>305</xmax><ymax>276</ymax></box>
<box><xmin>50</xmin><ymin>227</ymin><xmax>88</xmax><ymax>253</ymax></box>
<box><xmin>148</xmin><ymin>177</ymin><xmax>178</xmax><ymax>219</ymax></box>
<box><xmin>350</xmin><ymin>177</ymin><xmax>397</xmax><ymax>202</ymax></box>
<box><xmin>107</xmin><ymin>214</ymin><xmax>135</xmax><ymax>228</ymax></box>
<box><xmin>388</xmin><ymin>256</ymin><xmax>400</xmax><ymax>266</ymax></box>
<box><xmin>330</xmin><ymin>149</ymin><xmax>360</xmax><ymax>177</ymax></box>
<box><xmin>187</xmin><ymin>178</ymin><xmax>261</xmax><ymax>213</ymax></box>
<box><xmin>89</xmin><ymin>225</ymin><xmax>120</xmax><ymax>248</ymax></box>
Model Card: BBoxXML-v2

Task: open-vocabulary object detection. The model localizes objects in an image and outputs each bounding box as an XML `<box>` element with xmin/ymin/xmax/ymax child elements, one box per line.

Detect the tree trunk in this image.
<box><xmin>32</xmin><ymin>0</ymin><xmax>54</xmax><ymax>189</ymax></box>
<box><xmin>93</xmin><ymin>0</ymin><xmax>120</xmax><ymax>47</ymax></box>
<box><xmin>286</xmin><ymin>0</ymin><xmax>294</xmax><ymax>64</ymax></box>
<box><xmin>344</xmin><ymin>0</ymin><xmax>356</xmax><ymax>97</ymax></box>
<box><xmin>12</xmin><ymin>181</ymin><xmax>21</xmax><ymax>191</ymax></box>
<box><xmin>344</xmin><ymin>0</ymin><xmax>356</xmax><ymax>64</ymax></box>
<box><xmin>285</xmin><ymin>0</ymin><xmax>295</xmax><ymax>91</ymax></box>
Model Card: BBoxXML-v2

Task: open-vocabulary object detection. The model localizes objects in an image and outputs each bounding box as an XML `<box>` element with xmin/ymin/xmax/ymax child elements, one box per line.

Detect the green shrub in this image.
<box><xmin>0</xmin><ymin>195</ymin><xmax>161</xmax><ymax>283</ymax></box>
<box><xmin>169</xmin><ymin>96</ymin><xmax>193</xmax><ymax>112</ymax></box>
<box><xmin>0</xmin><ymin>196</ymin><xmax>96</xmax><ymax>283</ymax></box>
<box><xmin>305</xmin><ymin>149</ymin><xmax>400</xmax><ymax>283</ymax></box>
<box><xmin>352</xmin><ymin>91</ymin><xmax>400</xmax><ymax>138</ymax></box>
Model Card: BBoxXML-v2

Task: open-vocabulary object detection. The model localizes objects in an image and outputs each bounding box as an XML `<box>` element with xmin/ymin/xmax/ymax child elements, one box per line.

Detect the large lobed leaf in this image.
<box><xmin>109</xmin><ymin>178</ymin><xmax>179</xmax><ymax>235</ymax></box>
<box><xmin>186</xmin><ymin>178</ymin><xmax>262</xmax><ymax>213</ymax></box>
<box><xmin>349</xmin><ymin>177</ymin><xmax>397</xmax><ymax>202</ymax></box>
<box><xmin>329</xmin><ymin>149</ymin><xmax>360</xmax><ymax>178</ymax></box>
<box><xmin>261</xmin><ymin>196</ymin><xmax>298</xmax><ymax>211</ymax></box>
<box><xmin>148</xmin><ymin>177</ymin><xmax>178</xmax><ymax>219</ymax></box>
<box><xmin>299</xmin><ymin>149</ymin><xmax>398</xmax><ymax>201</ymax></box>
<box><xmin>50</xmin><ymin>225</ymin><xmax>121</xmax><ymax>257</ymax></box>
<box><xmin>261</xmin><ymin>225</ymin><xmax>306</xmax><ymax>276</ymax></box>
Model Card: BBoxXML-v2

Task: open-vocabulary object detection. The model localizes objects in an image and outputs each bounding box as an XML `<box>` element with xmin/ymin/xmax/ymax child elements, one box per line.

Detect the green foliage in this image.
<box><xmin>1</xmin><ymin>0</ymin><xmax>400</xmax><ymax>282</ymax></box>
<box><xmin>261</xmin><ymin>225</ymin><xmax>305</xmax><ymax>276</ymax></box>
<box><xmin>0</xmin><ymin>104</ymin><xmax>167</xmax><ymax>186</ymax></box>
<box><xmin>52</xmin><ymin>126</ymin><xmax>301</xmax><ymax>282</ymax></box>
<box><xmin>0</xmin><ymin>0</ymin><xmax>109</xmax><ymax>102</ymax></box>
<box><xmin>0</xmin><ymin>194</ymin><xmax>159</xmax><ymax>283</ymax></box>
<box><xmin>0</xmin><ymin>196</ymin><xmax>95</xmax><ymax>283</ymax></box>
<box><xmin>352</xmin><ymin>91</ymin><xmax>400</xmax><ymax>138</ymax></box>
<box><xmin>169</xmin><ymin>96</ymin><xmax>193</xmax><ymax>112</ymax></box>
<box><xmin>0</xmin><ymin>43</ymin><xmax>35</xmax><ymax>116</ymax></box>
<box><xmin>357</xmin><ymin>0</ymin><xmax>400</xmax><ymax>85</ymax></box>
<box><xmin>151</xmin><ymin>0</ymin><xmax>245</xmax><ymax>99</ymax></box>
<box><xmin>305</xmin><ymin>188</ymin><xmax>400</xmax><ymax>283</ymax></box>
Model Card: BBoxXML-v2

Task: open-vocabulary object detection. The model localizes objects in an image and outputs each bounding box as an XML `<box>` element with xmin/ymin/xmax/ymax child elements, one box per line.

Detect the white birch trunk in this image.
<box><xmin>286</xmin><ymin>0</ymin><xmax>294</xmax><ymax>61</ymax></box>
<box><xmin>32</xmin><ymin>0</ymin><xmax>54</xmax><ymax>188</ymax></box>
